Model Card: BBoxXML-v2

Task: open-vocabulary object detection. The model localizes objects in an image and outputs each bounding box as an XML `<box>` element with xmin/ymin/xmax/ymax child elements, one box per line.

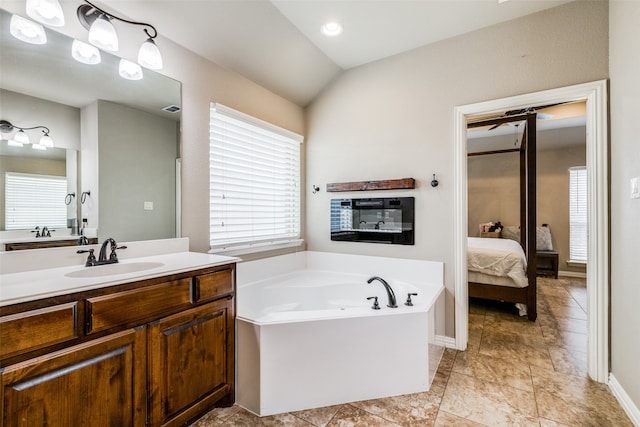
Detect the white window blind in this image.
<box><xmin>569</xmin><ymin>166</ymin><xmax>587</xmax><ymax>262</ymax></box>
<box><xmin>209</xmin><ymin>103</ymin><xmax>302</xmax><ymax>252</ymax></box>
<box><xmin>5</xmin><ymin>172</ymin><xmax>68</xmax><ymax>230</ymax></box>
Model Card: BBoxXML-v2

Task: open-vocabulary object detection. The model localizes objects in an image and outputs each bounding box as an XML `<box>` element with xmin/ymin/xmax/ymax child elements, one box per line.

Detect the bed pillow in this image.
<box><xmin>536</xmin><ymin>226</ymin><xmax>553</xmax><ymax>251</ymax></box>
<box><xmin>502</xmin><ymin>226</ymin><xmax>520</xmax><ymax>242</ymax></box>
<box><xmin>501</xmin><ymin>225</ymin><xmax>554</xmax><ymax>251</ymax></box>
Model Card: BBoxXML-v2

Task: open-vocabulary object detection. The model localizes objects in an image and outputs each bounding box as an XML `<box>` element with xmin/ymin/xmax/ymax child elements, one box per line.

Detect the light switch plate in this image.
<box><xmin>144</xmin><ymin>201</ymin><xmax>154</xmax><ymax>210</ymax></box>
<box><xmin>632</xmin><ymin>177</ymin><xmax>640</xmax><ymax>199</ymax></box>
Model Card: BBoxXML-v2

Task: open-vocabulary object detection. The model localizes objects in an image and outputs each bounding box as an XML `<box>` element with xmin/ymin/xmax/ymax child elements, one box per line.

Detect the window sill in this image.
<box><xmin>566</xmin><ymin>260</ymin><xmax>587</xmax><ymax>268</ymax></box>
<box><xmin>209</xmin><ymin>239</ymin><xmax>304</xmax><ymax>257</ymax></box>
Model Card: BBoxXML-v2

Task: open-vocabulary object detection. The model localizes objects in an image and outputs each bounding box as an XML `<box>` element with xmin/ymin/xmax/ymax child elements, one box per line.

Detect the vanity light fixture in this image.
<box><xmin>77</xmin><ymin>0</ymin><xmax>163</xmax><ymax>70</ymax></box>
<box><xmin>119</xmin><ymin>58</ymin><xmax>143</xmax><ymax>80</ymax></box>
<box><xmin>0</xmin><ymin>120</ymin><xmax>54</xmax><ymax>149</ymax></box>
<box><xmin>321</xmin><ymin>21</ymin><xmax>343</xmax><ymax>37</ymax></box>
<box><xmin>9</xmin><ymin>14</ymin><xmax>47</xmax><ymax>45</ymax></box>
<box><xmin>26</xmin><ymin>0</ymin><xmax>65</xmax><ymax>27</ymax></box>
<box><xmin>72</xmin><ymin>39</ymin><xmax>101</xmax><ymax>65</ymax></box>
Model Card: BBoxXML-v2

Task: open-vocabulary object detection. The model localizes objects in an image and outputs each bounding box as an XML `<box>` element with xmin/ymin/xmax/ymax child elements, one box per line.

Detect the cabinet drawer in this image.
<box><xmin>86</xmin><ymin>278</ymin><xmax>192</xmax><ymax>334</ymax></box>
<box><xmin>0</xmin><ymin>303</ymin><xmax>78</xmax><ymax>359</ymax></box>
<box><xmin>192</xmin><ymin>270</ymin><xmax>234</xmax><ymax>303</ymax></box>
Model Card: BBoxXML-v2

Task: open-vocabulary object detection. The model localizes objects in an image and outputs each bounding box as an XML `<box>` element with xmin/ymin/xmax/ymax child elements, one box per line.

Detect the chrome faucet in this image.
<box><xmin>98</xmin><ymin>238</ymin><xmax>126</xmax><ymax>263</ymax></box>
<box><xmin>41</xmin><ymin>226</ymin><xmax>51</xmax><ymax>237</ymax></box>
<box><xmin>78</xmin><ymin>237</ymin><xmax>126</xmax><ymax>267</ymax></box>
<box><xmin>367</xmin><ymin>276</ymin><xmax>398</xmax><ymax>308</ymax></box>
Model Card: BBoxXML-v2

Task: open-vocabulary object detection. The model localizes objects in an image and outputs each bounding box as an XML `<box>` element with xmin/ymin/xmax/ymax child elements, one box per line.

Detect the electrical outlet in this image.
<box><xmin>632</xmin><ymin>177</ymin><xmax>640</xmax><ymax>199</ymax></box>
<box><xmin>144</xmin><ymin>201</ymin><xmax>154</xmax><ymax>210</ymax></box>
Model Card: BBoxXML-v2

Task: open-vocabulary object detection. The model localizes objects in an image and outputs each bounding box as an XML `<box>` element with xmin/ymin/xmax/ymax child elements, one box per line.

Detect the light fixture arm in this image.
<box><xmin>0</xmin><ymin>120</ymin><xmax>50</xmax><ymax>136</ymax></box>
<box><xmin>78</xmin><ymin>0</ymin><xmax>158</xmax><ymax>40</ymax></box>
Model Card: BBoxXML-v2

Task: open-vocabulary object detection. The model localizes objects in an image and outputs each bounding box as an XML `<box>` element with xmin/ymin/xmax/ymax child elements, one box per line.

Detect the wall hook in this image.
<box><xmin>81</xmin><ymin>190</ymin><xmax>91</xmax><ymax>204</ymax></box>
<box><xmin>312</xmin><ymin>185</ymin><xmax>320</xmax><ymax>194</ymax></box>
<box><xmin>430</xmin><ymin>174</ymin><xmax>439</xmax><ymax>188</ymax></box>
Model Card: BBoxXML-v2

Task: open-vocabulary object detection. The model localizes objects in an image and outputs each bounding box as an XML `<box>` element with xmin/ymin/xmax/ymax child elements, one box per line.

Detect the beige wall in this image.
<box><xmin>305</xmin><ymin>1</ymin><xmax>608</xmax><ymax>337</ymax></box>
<box><xmin>610</xmin><ymin>0</ymin><xmax>640</xmax><ymax>412</ymax></box>
<box><xmin>159</xmin><ymin>41</ymin><xmax>305</xmax><ymax>253</ymax></box>
<box><xmin>468</xmin><ymin>145</ymin><xmax>587</xmax><ymax>275</ymax></box>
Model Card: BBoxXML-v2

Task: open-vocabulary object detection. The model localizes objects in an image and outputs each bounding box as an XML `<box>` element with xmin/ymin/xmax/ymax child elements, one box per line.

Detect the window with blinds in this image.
<box><xmin>209</xmin><ymin>103</ymin><xmax>302</xmax><ymax>253</ymax></box>
<box><xmin>5</xmin><ymin>172</ymin><xmax>68</xmax><ymax>230</ymax></box>
<box><xmin>569</xmin><ymin>166</ymin><xmax>587</xmax><ymax>262</ymax></box>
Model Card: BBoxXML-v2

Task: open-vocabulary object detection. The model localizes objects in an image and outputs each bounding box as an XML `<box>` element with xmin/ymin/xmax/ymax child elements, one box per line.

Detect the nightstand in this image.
<box><xmin>537</xmin><ymin>251</ymin><xmax>559</xmax><ymax>279</ymax></box>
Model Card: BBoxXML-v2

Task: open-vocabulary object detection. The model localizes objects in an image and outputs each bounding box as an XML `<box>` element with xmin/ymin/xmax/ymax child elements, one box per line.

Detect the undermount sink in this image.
<box><xmin>65</xmin><ymin>262</ymin><xmax>165</xmax><ymax>278</ymax></box>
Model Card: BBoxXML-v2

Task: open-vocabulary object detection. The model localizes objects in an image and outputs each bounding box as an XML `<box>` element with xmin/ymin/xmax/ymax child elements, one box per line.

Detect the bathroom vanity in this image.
<box><xmin>0</xmin><ymin>246</ymin><xmax>237</xmax><ymax>426</ymax></box>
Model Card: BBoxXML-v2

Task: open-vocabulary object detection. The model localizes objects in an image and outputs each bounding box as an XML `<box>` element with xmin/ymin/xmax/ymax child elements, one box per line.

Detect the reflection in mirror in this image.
<box><xmin>0</xmin><ymin>8</ymin><xmax>181</xmax><ymax>244</ymax></box>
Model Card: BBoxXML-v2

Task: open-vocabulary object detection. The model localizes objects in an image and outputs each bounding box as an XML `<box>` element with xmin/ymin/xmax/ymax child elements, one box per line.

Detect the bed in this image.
<box><xmin>467</xmin><ymin>237</ymin><xmax>529</xmax><ymax>316</ymax></box>
<box><xmin>467</xmin><ymin>112</ymin><xmax>538</xmax><ymax>321</ymax></box>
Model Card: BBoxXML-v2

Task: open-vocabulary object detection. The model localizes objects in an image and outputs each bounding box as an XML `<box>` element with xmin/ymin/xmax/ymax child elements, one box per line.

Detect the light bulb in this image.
<box><xmin>72</xmin><ymin>39</ymin><xmax>101</xmax><ymax>65</ymax></box>
<box><xmin>14</xmin><ymin>130</ymin><xmax>30</xmax><ymax>145</ymax></box>
<box><xmin>138</xmin><ymin>38</ymin><xmax>163</xmax><ymax>70</ymax></box>
<box><xmin>26</xmin><ymin>0</ymin><xmax>65</xmax><ymax>27</ymax></box>
<box><xmin>9</xmin><ymin>14</ymin><xmax>47</xmax><ymax>45</ymax></box>
<box><xmin>119</xmin><ymin>59</ymin><xmax>143</xmax><ymax>80</ymax></box>
<box><xmin>321</xmin><ymin>22</ymin><xmax>343</xmax><ymax>36</ymax></box>
<box><xmin>40</xmin><ymin>133</ymin><xmax>54</xmax><ymax>147</ymax></box>
<box><xmin>89</xmin><ymin>14</ymin><xmax>118</xmax><ymax>51</ymax></box>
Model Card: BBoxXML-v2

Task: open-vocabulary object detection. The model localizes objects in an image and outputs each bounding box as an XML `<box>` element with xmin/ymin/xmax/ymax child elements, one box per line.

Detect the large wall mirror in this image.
<box><xmin>0</xmin><ymin>8</ymin><xmax>181</xmax><ymax>243</ymax></box>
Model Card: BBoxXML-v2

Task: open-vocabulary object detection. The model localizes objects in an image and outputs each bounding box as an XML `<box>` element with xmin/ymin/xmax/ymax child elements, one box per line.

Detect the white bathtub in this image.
<box><xmin>236</xmin><ymin>251</ymin><xmax>444</xmax><ymax>416</ymax></box>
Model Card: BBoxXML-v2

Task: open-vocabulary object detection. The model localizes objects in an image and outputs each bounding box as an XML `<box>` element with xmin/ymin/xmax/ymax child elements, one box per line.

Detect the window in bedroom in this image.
<box><xmin>5</xmin><ymin>172</ymin><xmax>67</xmax><ymax>230</ymax></box>
<box><xmin>569</xmin><ymin>166</ymin><xmax>587</xmax><ymax>262</ymax></box>
<box><xmin>209</xmin><ymin>103</ymin><xmax>303</xmax><ymax>254</ymax></box>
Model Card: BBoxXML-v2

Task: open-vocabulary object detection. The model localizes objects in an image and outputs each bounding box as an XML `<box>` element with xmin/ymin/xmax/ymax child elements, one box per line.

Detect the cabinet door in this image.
<box><xmin>148</xmin><ymin>298</ymin><xmax>233</xmax><ymax>427</ymax></box>
<box><xmin>0</xmin><ymin>327</ymin><xmax>146</xmax><ymax>427</ymax></box>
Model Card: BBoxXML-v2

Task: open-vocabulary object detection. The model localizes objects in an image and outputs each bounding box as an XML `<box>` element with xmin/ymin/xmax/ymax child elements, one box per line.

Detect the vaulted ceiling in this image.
<box><xmin>100</xmin><ymin>0</ymin><xmax>574</xmax><ymax>106</ymax></box>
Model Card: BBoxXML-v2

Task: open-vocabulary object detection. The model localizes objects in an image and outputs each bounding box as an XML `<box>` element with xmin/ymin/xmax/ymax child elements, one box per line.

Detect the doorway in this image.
<box><xmin>453</xmin><ymin>80</ymin><xmax>609</xmax><ymax>383</ymax></box>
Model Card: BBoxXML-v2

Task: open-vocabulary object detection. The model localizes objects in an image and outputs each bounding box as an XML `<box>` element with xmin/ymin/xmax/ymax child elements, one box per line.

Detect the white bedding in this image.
<box><xmin>467</xmin><ymin>237</ymin><xmax>528</xmax><ymax>288</ymax></box>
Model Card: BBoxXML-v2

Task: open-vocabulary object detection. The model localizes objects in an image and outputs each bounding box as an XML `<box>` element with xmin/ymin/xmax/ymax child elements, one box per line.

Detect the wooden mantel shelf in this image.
<box><xmin>326</xmin><ymin>178</ymin><xmax>415</xmax><ymax>192</ymax></box>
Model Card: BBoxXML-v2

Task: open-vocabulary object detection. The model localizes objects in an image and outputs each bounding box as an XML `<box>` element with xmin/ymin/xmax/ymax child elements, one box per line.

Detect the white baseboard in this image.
<box><xmin>559</xmin><ymin>270</ymin><xmax>587</xmax><ymax>279</ymax></box>
<box><xmin>435</xmin><ymin>335</ymin><xmax>457</xmax><ymax>349</ymax></box>
<box><xmin>609</xmin><ymin>373</ymin><xmax>640</xmax><ymax>426</ymax></box>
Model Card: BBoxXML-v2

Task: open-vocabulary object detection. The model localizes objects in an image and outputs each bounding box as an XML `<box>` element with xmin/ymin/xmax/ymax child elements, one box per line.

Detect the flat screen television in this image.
<box><xmin>330</xmin><ymin>197</ymin><xmax>414</xmax><ymax>245</ymax></box>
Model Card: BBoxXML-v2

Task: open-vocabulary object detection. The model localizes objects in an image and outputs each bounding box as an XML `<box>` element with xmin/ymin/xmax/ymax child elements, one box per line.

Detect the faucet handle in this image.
<box><xmin>367</xmin><ymin>296</ymin><xmax>381</xmax><ymax>310</ymax></box>
<box><xmin>109</xmin><ymin>245</ymin><xmax>127</xmax><ymax>261</ymax></box>
<box><xmin>77</xmin><ymin>248</ymin><xmax>96</xmax><ymax>266</ymax></box>
<box><xmin>31</xmin><ymin>226</ymin><xmax>41</xmax><ymax>238</ymax></box>
<box><xmin>405</xmin><ymin>293</ymin><xmax>418</xmax><ymax>306</ymax></box>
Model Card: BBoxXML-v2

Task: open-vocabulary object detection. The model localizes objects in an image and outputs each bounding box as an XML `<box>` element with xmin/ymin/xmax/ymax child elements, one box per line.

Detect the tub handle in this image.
<box><xmin>367</xmin><ymin>296</ymin><xmax>381</xmax><ymax>310</ymax></box>
<box><xmin>405</xmin><ymin>293</ymin><xmax>418</xmax><ymax>306</ymax></box>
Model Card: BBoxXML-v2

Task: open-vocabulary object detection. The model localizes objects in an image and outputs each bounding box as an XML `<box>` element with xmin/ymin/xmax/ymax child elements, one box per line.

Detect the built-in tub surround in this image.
<box><xmin>236</xmin><ymin>251</ymin><xmax>444</xmax><ymax>416</ymax></box>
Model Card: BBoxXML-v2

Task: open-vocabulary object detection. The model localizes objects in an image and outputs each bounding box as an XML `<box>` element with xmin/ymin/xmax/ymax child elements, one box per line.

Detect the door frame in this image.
<box><xmin>453</xmin><ymin>80</ymin><xmax>609</xmax><ymax>383</ymax></box>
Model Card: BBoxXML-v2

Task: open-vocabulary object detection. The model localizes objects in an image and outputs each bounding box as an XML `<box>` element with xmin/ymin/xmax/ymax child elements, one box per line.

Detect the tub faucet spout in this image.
<box><xmin>367</xmin><ymin>276</ymin><xmax>397</xmax><ymax>308</ymax></box>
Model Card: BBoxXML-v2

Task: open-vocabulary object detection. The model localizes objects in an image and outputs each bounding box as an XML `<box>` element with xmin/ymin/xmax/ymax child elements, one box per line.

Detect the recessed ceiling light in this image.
<box><xmin>321</xmin><ymin>21</ymin><xmax>343</xmax><ymax>37</ymax></box>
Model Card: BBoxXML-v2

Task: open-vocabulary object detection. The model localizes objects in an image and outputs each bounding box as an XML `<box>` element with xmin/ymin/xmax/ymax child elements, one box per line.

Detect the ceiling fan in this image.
<box><xmin>488</xmin><ymin>104</ymin><xmax>558</xmax><ymax>130</ymax></box>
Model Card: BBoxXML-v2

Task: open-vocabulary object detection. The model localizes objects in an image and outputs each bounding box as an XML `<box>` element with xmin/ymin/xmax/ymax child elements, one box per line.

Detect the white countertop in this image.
<box><xmin>0</xmin><ymin>252</ymin><xmax>239</xmax><ymax>307</ymax></box>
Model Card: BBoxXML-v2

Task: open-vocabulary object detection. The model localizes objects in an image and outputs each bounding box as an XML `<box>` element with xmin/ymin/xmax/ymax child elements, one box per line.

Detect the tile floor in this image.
<box><xmin>193</xmin><ymin>277</ymin><xmax>633</xmax><ymax>426</ymax></box>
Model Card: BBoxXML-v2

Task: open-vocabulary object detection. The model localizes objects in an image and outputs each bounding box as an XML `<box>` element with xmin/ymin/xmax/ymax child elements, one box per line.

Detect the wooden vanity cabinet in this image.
<box><xmin>4</xmin><ymin>238</ymin><xmax>98</xmax><ymax>251</ymax></box>
<box><xmin>0</xmin><ymin>264</ymin><xmax>236</xmax><ymax>427</ymax></box>
<box><xmin>1</xmin><ymin>327</ymin><xmax>146</xmax><ymax>427</ymax></box>
<box><xmin>148</xmin><ymin>297</ymin><xmax>234</xmax><ymax>426</ymax></box>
